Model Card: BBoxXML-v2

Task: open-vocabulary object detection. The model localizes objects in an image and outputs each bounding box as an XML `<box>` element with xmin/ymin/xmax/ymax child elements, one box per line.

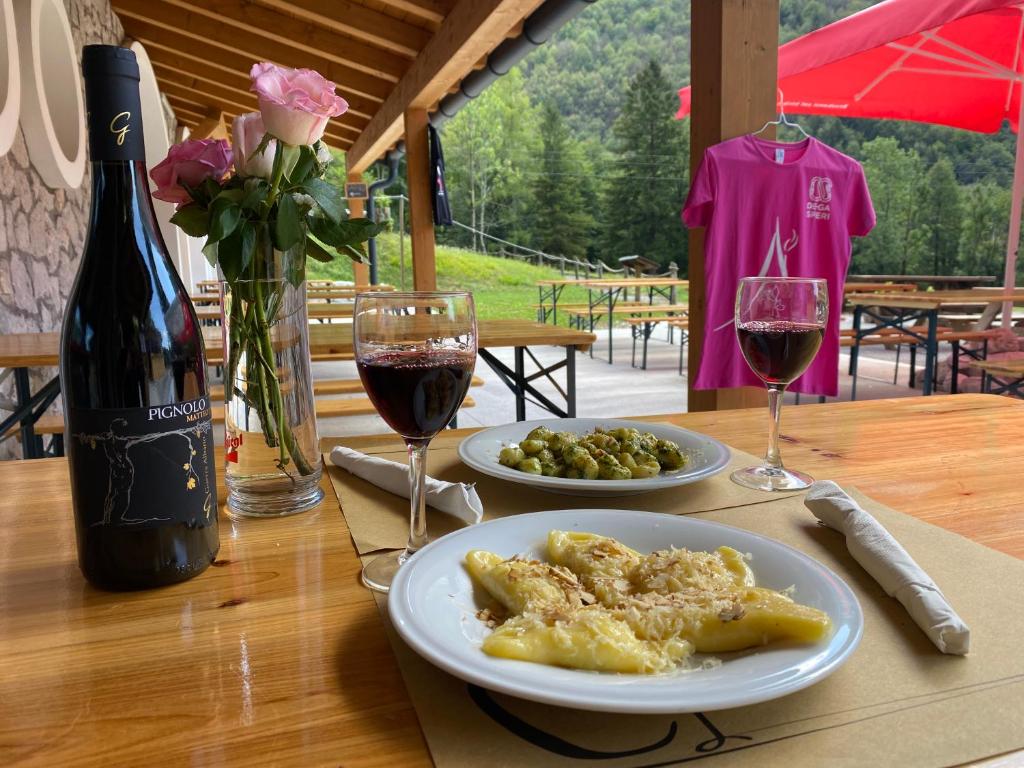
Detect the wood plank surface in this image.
<box><xmin>0</xmin><ymin>321</ymin><xmax>596</xmax><ymax>369</ymax></box>
<box><xmin>2</xmin><ymin>394</ymin><xmax>1022</xmax><ymax>767</ymax></box>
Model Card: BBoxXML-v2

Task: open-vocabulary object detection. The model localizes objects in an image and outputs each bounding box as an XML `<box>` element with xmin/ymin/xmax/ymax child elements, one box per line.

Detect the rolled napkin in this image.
<box><xmin>804</xmin><ymin>480</ymin><xmax>970</xmax><ymax>655</ymax></box>
<box><xmin>330</xmin><ymin>445</ymin><xmax>483</xmax><ymax>525</ymax></box>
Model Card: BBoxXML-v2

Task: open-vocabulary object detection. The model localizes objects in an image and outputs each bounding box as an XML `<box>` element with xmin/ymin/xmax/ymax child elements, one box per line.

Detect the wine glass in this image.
<box><xmin>731</xmin><ymin>277</ymin><xmax>828</xmax><ymax>492</ymax></box>
<box><xmin>353</xmin><ymin>292</ymin><xmax>477</xmax><ymax>593</ymax></box>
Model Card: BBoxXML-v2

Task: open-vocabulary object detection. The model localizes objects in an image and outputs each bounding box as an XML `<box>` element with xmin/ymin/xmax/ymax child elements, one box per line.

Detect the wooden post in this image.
<box><xmin>405</xmin><ymin>107</ymin><xmax>437</xmax><ymax>291</ymax></box>
<box><xmin>345</xmin><ymin>168</ymin><xmax>370</xmax><ymax>287</ymax></box>
<box><xmin>687</xmin><ymin>0</ymin><xmax>779</xmax><ymax>412</ymax></box>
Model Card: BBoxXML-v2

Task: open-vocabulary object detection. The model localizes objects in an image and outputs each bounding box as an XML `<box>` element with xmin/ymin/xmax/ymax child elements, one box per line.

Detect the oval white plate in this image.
<box><xmin>388</xmin><ymin>509</ymin><xmax>862</xmax><ymax>714</ymax></box>
<box><xmin>457</xmin><ymin>418</ymin><xmax>732</xmax><ymax>497</ymax></box>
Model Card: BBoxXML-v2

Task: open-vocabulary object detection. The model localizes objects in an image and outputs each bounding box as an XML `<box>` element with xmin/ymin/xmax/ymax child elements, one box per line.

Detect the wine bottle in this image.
<box><xmin>60</xmin><ymin>45</ymin><xmax>219</xmax><ymax>589</ymax></box>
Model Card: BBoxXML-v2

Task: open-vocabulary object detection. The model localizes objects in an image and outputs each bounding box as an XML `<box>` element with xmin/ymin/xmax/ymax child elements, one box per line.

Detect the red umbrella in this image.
<box><xmin>676</xmin><ymin>0</ymin><xmax>1024</xmax><ymax>324</ymax></box>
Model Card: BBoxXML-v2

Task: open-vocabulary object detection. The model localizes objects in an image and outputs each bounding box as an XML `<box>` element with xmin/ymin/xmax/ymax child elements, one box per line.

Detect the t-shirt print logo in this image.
<box><xmin>807</xmin><ymin>176</ymin><xmax>832</xmax><ymax>220</ymax></box>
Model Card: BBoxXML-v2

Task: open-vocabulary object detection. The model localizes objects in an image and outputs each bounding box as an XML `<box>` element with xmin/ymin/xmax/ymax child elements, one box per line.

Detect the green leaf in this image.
<box><xmin>301</xmin><ymin>178</ymin><xmax>344</xmax><ymax>224</ymax></box>
<box><xmin>241</xmin><ymin>178</ymin><xmax>270</xmax><ymax>210</ymax></box>
<box><xmin>217</xmin><ymin>221</ymin><xmax>256</xmax><ymax>283</ymax></box>
<box><xmin>170</xmin><ymin>204</ymin><xmax>209</xmax><ymax>237</ymax></box>
<box><xmin>287</xmin><ymin>145</ymin><xmax>317</xmax><ymax>185</ymax></box>
<box><xmin>249</xmin><ymin>132</ymin><xmax>273</xmax><ymax>163</ymax></box>
<box><xmin>208</xmin><ymin>198</ymin><xmax>242</xmax><ymax>244</ymax></box>
<box><xmin>218</xmin><ymin>188</ymin><xmax>245</xmax><ymax>204</ymax></box>
<box><xmin>284</xmin><ymin>237</ymin><xmax>307</xmax><ymax>289</ymax></box>
<box><xmin>306</xmin><ymin>237</ymin><xmax>335</xmax><ymax>264</ymax></box>
<box><xmin>201</xmin><ymin>176</ymin><xmax>223</xmax><ymax>201</ymax></box>
<box><xmin>201</xmin><ymin>239</ymin><xmax>218</xmax><ymax>267</ymax></box>
<box><xmin>308</xmin><ymin>215</ymin><xmax>381</xmax><ymax>248</ymax></box>
<box><xmin>274</xmin><ymin>193</ymin><xmax>303</xmax><ymax>251</ymax></box>
<box><xmin>280</xmin><ymin>144</ymin><xmax>301</xmax><ymax>180</ymax></box>
<box><xmin>340</xmin><ymin>243</ymin><xmax>367</xmax><ymax>263</ymax></box>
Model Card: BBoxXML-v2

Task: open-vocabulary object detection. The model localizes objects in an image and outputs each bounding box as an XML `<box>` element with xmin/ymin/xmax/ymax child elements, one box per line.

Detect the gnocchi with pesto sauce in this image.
<box><xmin>497</xmin><ymin>426</ymin><xmax>688</xmax><ymax>480</ymax></box>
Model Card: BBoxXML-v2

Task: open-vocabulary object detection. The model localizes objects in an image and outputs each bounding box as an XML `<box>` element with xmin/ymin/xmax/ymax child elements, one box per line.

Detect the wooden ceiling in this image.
<box><xmin>115</xmin><ymin>0</ymin><xmax>544</xmax><ymax>172</ymax></box>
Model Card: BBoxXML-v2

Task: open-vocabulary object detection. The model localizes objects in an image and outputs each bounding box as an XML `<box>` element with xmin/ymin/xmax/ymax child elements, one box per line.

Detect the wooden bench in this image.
<box><xmin>534</xmin><ymin>301</ymin><xmax>649</xmax><ymax>323</ymax></box>
<box><xmin>976</xmin><ymin>359</ymin><xmax>1024</xmax><ymax>398</ymax></box>
<box><xmin>621</xmin><ymin>315</ymin><xmax>690</xmax><ymax>370</ymax></box>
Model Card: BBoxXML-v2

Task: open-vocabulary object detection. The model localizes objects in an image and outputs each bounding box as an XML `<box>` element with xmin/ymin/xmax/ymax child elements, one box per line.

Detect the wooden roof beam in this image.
<box><xmin>135</xmin><ymin>37</ymin><xmax>376</xmax><ymax>121</ymax></box>
<box><xmin>172</xmin><ymin>0</ymin><xmax>409</xmax><ymax>82</ymax></box>
<box><xmin>372</xmin><ymin>0</ymin><xmax>456</xmax><ymax>26</ymax></box>
<box><xmin>113</xmin><ymin>0</ymin><xmax>392</xmax><ymax>102</ymax></box>
<box><xmin>254</xmin><ymin>0</ymin><xmax>430</xmax><ymax>58</ymax></box>
<box><xmin>346</xmin><ymin>0</ymin><xmax>544</xmax><ymax>173</ymax></box>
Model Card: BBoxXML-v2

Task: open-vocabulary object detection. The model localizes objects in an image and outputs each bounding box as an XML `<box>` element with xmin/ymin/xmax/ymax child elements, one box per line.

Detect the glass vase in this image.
<box><xmin>219</xmin><ymin>276</ymin><xmax>323</xmax><ymax>517</ymax></box>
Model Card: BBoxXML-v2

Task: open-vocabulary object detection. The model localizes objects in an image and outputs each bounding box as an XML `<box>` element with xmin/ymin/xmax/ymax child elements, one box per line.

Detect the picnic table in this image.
<box><xmin>2</xmin><ymin>394</ymin><xmax>1022</xmax><ymax>766</ymax></box>
<box><xmin>847</xmin><ymin>274</ymin><xmax>997</xmax><ymax>290</ymax></box>
<box><xmin>195</xmin><ymin>303</ymin><xmax>355</xmax><ymax>324</ymax></box>
<box><xmin>575</xmin><ymin>278</ymin><xmax>689</xmax><ymax>364</ymax></box>
<box><xmin>845</xmin><ymin>290</ymin><xmax>1024</xmax><ymax>397</ymax></box>
<box><xmin>0</xmin><ymin>321</ymin><xmax>596</xmax><ymax>455</ymax></box>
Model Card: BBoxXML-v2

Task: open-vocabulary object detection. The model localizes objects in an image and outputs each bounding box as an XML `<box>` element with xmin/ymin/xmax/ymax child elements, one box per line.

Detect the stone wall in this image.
<box><xmin>0</xmin><ymin>0</ymin><xmax>174</xmax><ymax>458</ymax></box>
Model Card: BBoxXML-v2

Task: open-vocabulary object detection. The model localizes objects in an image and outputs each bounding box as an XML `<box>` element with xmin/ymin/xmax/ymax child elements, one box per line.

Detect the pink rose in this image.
<box><xmin>232</xmin><ymin>112</ymin><xmax>276</xmax><ymax>179</ymax></box>
<box><xmin>150</xmin><ymin>139</ymin><xmax>232</xmax><ymax>205</ymax></box>
<box><xmin>250</xmin><ymin>61</ymin><xmax>348</xmax><ymax>146</ymax></box>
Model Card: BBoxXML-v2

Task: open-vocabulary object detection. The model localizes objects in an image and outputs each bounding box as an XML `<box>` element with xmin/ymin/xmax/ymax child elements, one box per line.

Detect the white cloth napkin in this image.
<box><xmin>330</xmin><ymin>445</ymin><xmax>483</xmax><ymax>525</ymax></box>
<box><xmin>804</xmin><ymin>480</ymin><xmax>970</xmax><ymax>655</ymax></box>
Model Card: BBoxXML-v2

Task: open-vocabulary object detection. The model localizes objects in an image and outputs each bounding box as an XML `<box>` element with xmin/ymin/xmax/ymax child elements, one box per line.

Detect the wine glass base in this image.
<box><xmin>361</xmin><ymin>549</ymin><xmax>412</xmax><ymax>594</ymax></box>
<box><xmin>730</xmin><ymin>465</ymin><xmax>814</xmax><ymax>492</ymax></box>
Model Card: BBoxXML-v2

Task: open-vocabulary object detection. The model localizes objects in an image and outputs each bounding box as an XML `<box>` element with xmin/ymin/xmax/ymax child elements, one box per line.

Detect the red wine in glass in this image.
<box><xmin>357</xmin><ymin>350</ymin><xmax>475</xmax><ymax>442</ymax></box>
<box><xmin>736</xmin><ymin>320</ymin><xmax>824</xmax><ymax>385</ymax></box>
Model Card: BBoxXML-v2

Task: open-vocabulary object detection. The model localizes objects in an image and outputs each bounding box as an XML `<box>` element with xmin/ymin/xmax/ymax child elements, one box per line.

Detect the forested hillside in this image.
<box><xmin>392</xmin><ymin>0</ymin><xmax>1019</xmax><ymax>280</ymax></box>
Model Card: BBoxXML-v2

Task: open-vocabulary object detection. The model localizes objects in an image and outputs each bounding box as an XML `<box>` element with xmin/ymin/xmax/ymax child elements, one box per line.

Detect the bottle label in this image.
<box><xmin>67</xmin><ymin>397</ymin><xmax>217</xmax><ymax>529</ymax></box>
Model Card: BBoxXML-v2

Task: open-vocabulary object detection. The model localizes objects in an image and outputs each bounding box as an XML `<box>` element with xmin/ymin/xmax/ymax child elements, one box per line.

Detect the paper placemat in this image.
<box><xmin>324</xmin><ymin>431</ymin><xmax>798</xmax><ymax>555</ymax></box>
<box><xmin>326</xmin><ymin>439</ymin><xmax>1024</xmax><ymax>768</ymax></box>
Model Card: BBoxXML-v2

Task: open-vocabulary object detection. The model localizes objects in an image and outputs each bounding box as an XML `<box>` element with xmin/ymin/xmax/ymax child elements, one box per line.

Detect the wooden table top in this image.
<box><xmin>846</xmin><ymin>290</ymin><xmax>1024</xmax><ymax>311</ymax></box>
<box><xmin>1</xmin><ymin>394</ymin><xmax>1022</xmax><ymax>767</ymax></box>
<box><xmin>847</xmin><ymin>274</ymin><xmax>997</xmax><ymax>284</ymax></box>
<box><xmin>0</xmin><ymin>321</ymin><xmax>596</xmax><ymax>369</ymax></box>
<box><xmin>196</xmin><ymin>303</ymin><xmax>354</xmax><ymax>322</ymax></box>
<box><xmin>579</xmin><ymin>278</ymin><xmax>689</xmax><ymax>289</ymax></box>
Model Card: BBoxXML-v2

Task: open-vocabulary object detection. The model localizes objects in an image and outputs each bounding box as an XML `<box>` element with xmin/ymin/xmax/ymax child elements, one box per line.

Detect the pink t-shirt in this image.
<box><xmin>682</xmin><ymin>135</ymin><xmax>875</xmax><ymax>396</ymax></box>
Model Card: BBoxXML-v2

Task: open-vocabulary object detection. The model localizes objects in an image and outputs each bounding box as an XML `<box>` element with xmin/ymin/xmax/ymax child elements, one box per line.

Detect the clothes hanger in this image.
<box><xmin>752</xmin><ymin>88</ymin><xmax>811</xmax><ymax>140</ymax></box>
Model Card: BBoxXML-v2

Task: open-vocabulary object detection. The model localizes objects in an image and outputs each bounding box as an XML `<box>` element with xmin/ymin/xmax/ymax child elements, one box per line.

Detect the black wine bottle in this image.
<box><xmin>60</xmin><ymin>45</ymin><xmax>219</xmax><ymax>590</ymax></box>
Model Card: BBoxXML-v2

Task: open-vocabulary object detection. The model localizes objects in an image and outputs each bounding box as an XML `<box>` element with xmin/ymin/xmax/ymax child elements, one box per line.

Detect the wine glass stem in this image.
<box><xmin>406</xmin><ymin>442</ymin><xmax>429</xmax><ymax>555</ymax></box>
<box><xmin>765</xmin><ymin>384</ymin><xmax>785</xmax><ymax>471</ymax></box>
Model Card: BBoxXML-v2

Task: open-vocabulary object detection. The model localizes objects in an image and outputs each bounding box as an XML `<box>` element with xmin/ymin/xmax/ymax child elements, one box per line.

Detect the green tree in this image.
<box><xmin>529</xmin><ymin>102</ymin><xmax>593</xmax><ymax>260</ymax></box>
<box><xmin>854</xmin><ymin>137</ymin><xmax>927</xmax><ymax>274</ymax></box>
<box><xmin>599</xmin><ymin>60</ymin><xmax>689</xmax><ymax>271</ymax></box>
<box><xmin>440</xmin><ymin>69</ymin><xmax>539</xmax><ymax>253</ymax></box>
<box><xmin>920</xmin><ymin>158</ymin><xmax>962</xmax><ymax>275</ymax></box>
<box><xmin>959</xmin><ymin>183</ymin><xmax>1012</xmax><ymax>279</ymax></box>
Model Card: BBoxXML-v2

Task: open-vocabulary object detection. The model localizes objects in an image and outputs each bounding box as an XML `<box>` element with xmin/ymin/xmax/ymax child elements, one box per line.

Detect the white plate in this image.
<box><xmin>388</xmin><ymin>509</ymin><xmax>862</xmax><ymax>714</ymax></box>
<box><xmin>457</xmin><ymin>418</ymin><xmax>732</xmax><ymax>496</ymax></box>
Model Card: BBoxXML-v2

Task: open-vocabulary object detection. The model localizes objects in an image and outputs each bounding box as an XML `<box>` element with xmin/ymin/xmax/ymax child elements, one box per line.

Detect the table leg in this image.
<box><xmin>642</xmin><ymin>322</ymin><xmax>651</xmax><ymax>370</ymax></box>
<box><xmin>951</xmin><ymin>341</ymin><xmax>960</xmax><ymax>395</ymax></box>
<box><xmin>923</xmin><ymin>311</ymin><xmax>937</xmax><ymax>396</ymax></box>
<box><xmin>566</xmin><ymin>346</ymin><xmax>576</xmax><ymax>417</ymax></box>
<box><xmin>514</xmin><ymin>346</ymin><xmax>526</xmax><ymax>421</ymax></box>
<box><xmin>607</xmin><ymin>289</ymin><xmax>614</xmax><ymax>365</ymax></box>
<box><xmin>14</xmin><ymin>368</ymin><xmax>38</xmax><ymax>459</ymax></box>
<box><xmin>850</xmin><ymin>306</ymin><xmax>862</xmax><ymax>401</ymax></box>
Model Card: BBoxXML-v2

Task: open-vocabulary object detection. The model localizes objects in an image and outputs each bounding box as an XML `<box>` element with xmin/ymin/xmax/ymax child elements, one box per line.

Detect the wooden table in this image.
<box><xmin>195</xmin><ymin>303</ymin><xmax>354</xmax><ymax>323</ymax></box>
<box><xmin>845</xmin><ymin>290</ymin><xmax>1024</xmax><ymax>397</ymax></box>
<box><xmin>576</xmin><ymin>279</ymin><xmax>690</xmax><ymax>363</ymax></box>
<box><xmin>2</xmin><ymin>394</ymin><xmax>1021</xmax><ymax>767</ymax></box>
<box><xmin>0</xmin><ymin>321</ymin><xmax>596</xmax><ymax>444</ymax></box>
<box><xmin>847</xmin><ymin>274</ymin><xmax>997</xmax><ymax>290</ymax></box>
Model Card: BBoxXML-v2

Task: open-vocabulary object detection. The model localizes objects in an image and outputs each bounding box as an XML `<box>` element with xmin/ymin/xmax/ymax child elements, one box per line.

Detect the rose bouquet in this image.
<box><xmin>153</xmin><ymin>62</ymin><xmax>380</xmax><ymax>482</ymax></box>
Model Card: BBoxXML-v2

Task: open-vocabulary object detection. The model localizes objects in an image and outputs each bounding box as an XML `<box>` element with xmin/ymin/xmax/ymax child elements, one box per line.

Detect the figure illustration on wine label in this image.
<box><xmin>714</xmin><ymin>216</ymin><xmax>799</xmax><ymax>331</ymax></box>
<box><xmin>73</xmin><ymin>419</ymin><xmax>214</xmax><ymax>527</ymax></box>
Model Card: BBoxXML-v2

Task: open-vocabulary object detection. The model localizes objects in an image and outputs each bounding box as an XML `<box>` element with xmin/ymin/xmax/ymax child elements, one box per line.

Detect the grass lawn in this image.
<box><xmin>306</xmin><ymin>233</ymin><xmax>686</xmax><ymax>321</ymax></box>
